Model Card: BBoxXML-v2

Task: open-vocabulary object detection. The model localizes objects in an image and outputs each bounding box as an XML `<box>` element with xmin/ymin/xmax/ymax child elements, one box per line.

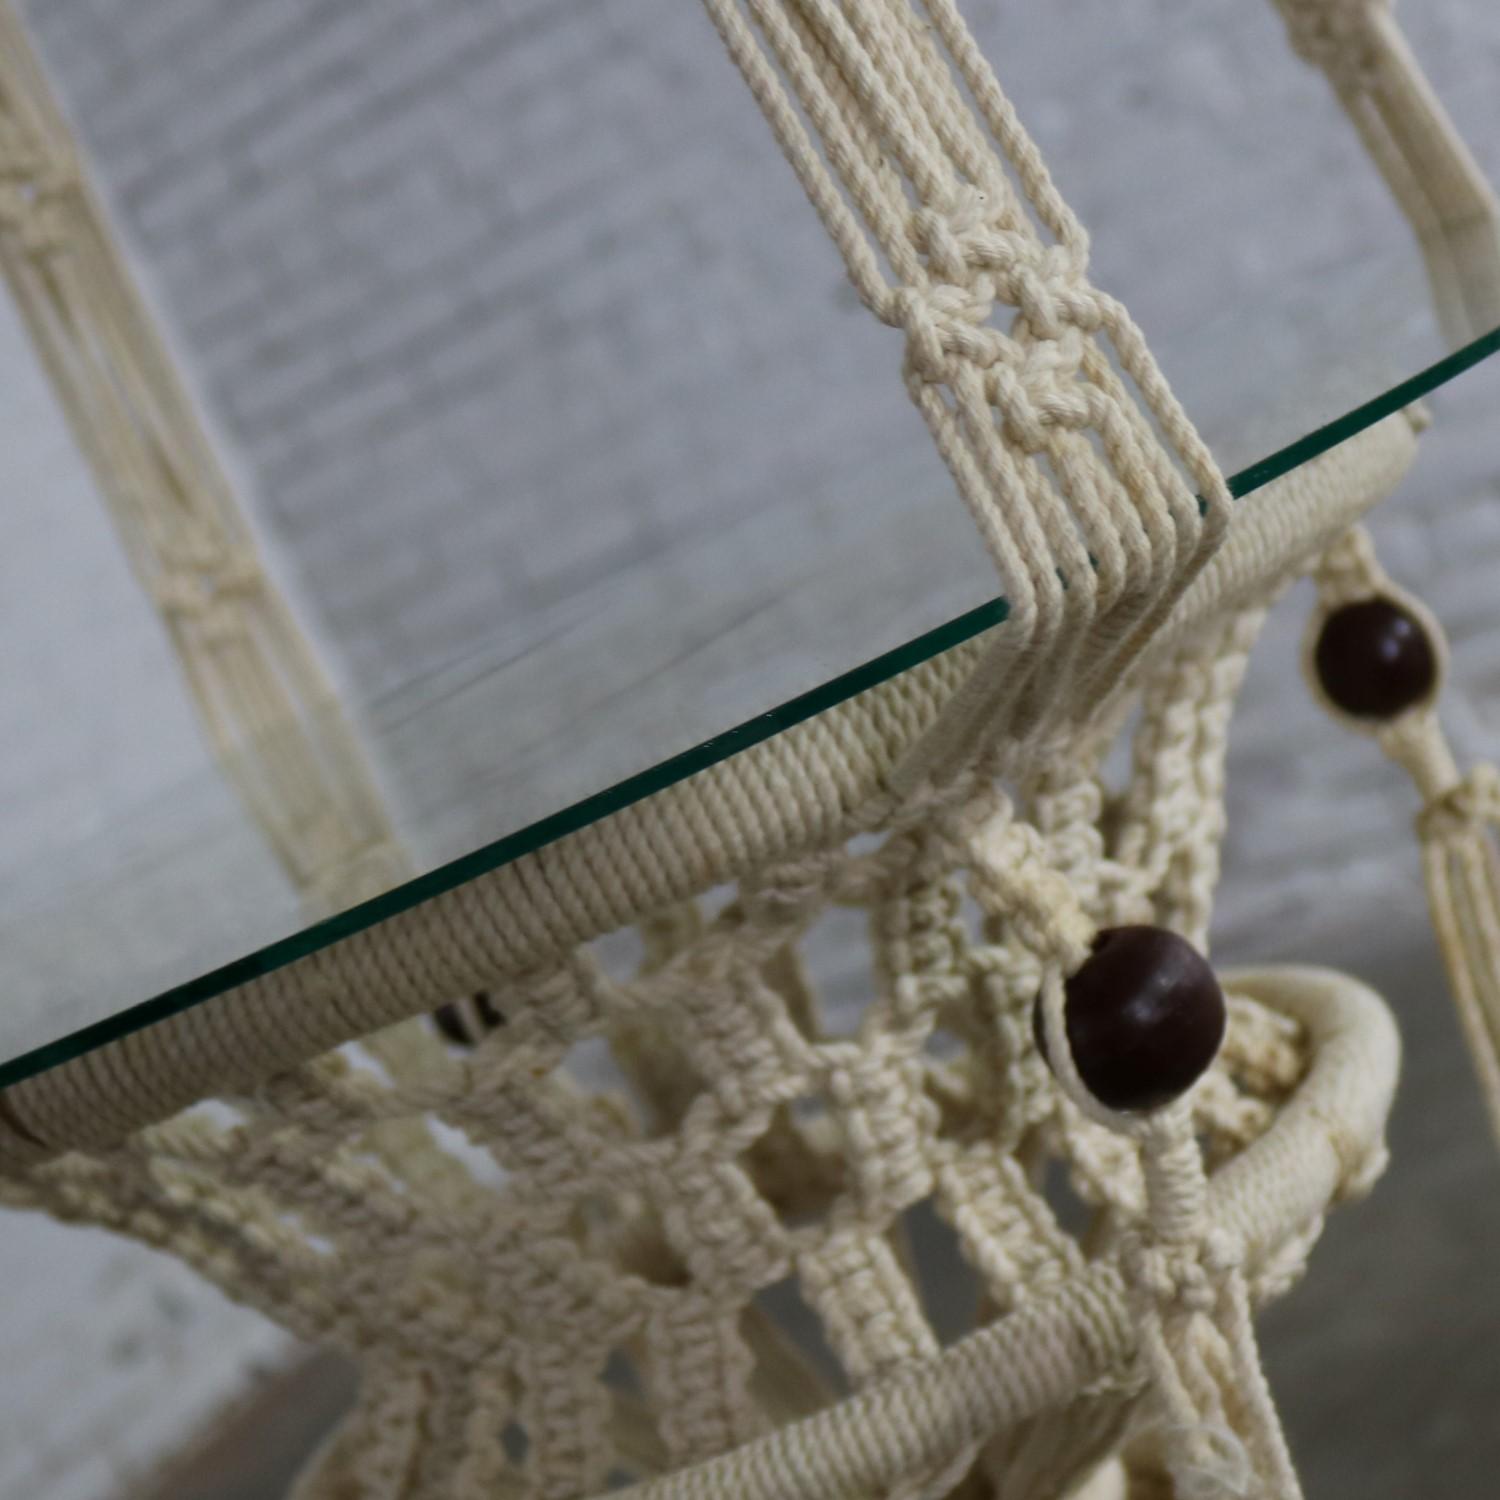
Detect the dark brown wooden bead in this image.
<box><xmin>1033</xmin><ymin>926</ymin><xmax>1225</xmax><ymax>1113</ymax></box>
<box><xmin>1314</xmin><ymin>596</ymin><xmax>1437</xmax><ymax>720</ymax></box>
<box><xmin>433</xmin><ymin>991</ymin><xmax>505</xmax><ymax>1047</ymax></box>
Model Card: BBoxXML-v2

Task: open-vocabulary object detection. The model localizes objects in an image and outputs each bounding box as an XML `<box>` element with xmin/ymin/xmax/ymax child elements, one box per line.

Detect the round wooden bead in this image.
<box><xmin>433</xmin><ymin>991</ymin><xmax>505</xmax><ymax>1047</ymax></box>
<box><xmin>1033</xmin><ymin>926</ymin><xmax>1226</xmax><ymax>1113</ymax></box>
<box><xmin>1314</xmin><ymin>596</ymin><xmax>1437</xmax><ymax>720</ymax></box>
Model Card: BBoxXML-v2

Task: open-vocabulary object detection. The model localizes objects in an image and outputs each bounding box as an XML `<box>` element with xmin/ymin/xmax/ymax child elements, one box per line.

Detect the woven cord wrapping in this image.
<box><xmin>0</xmin><ymin>4</ymin><xmax>1421</xmax><ymax>1499</ymax></box>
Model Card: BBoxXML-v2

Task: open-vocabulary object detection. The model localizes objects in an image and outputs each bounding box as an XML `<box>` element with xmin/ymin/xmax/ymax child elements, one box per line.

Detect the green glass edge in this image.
<box><xmin>0</xmin><ymin>599</ymin><xmax>1012</xmax><ymax>1089</ymax></box>
<box><xmin>3</xmin><ymin>322</ymin><xmax>1498</xmax><ymax>1091</ymax></box>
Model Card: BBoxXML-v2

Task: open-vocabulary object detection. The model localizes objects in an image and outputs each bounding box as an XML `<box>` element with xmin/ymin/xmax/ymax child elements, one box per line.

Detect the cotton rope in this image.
<box><xmin>0</xmin><ymin>0</ymin><xmax>407</xmax><ymax>918</ymax></box>
<box><xmin>0</xmin><ymin>0</ymin><xmax>469</xmax><ymax>1239</ymax></box>
<box><xmin>1271</xmin><ymin>0</ymin><xmax>1500</xmax><ymax>346</ymax></box>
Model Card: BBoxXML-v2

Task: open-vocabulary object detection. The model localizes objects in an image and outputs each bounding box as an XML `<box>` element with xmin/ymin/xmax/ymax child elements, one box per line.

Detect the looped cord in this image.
<box><xmin>945</xmin><ymin>766</ymin><xmax>1302</xmax><ymax>1492</ymax></box>
<box><xmin>939</xmin><ymin>788</ymin><xmax>1094</xmax><ymax>969</ymax></box>
<box><xmin>1124</xmin><ymin>1227</ymin><xmax>1242</xmax><ymax>1316</ymax></box>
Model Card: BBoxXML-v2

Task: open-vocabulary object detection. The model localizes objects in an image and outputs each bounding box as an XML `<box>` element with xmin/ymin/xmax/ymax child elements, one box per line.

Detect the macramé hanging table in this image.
<box><xmin>1</xmin><ymin>3</ymin><xmax>1500</xmax><ymax>1497</ymax></box>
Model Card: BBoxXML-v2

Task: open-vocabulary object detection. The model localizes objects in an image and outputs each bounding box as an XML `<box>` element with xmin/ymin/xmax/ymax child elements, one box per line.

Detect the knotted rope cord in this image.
<box><xmin>1309</xmin><ymin>526</ymin><xmax>1500</xmax><ymax>1147</ymax></box>
<box><xmin>0</xmin><ymin>452</ymin><xmax>1402</xmax><ymax>1492</ymax></box>
<box><xmin>0</xmin><ymin>5</ymin><xmax>1432</xmax><ymax>1497</ymax></box>
<box><xmin>1271</xmin><ymin>0</ymin><xmax>1500</xmax><ymax>348</ymax></box>
<box><xmin>699</xmin><ymin>0</ymin><xmax>1232</xmax><ymax>789</ymax></box>
<box><xmin>0</xmin><ymin>415</ymin><xmax>1417</xmax><ymax>1170</ymax></box>
<box><xmin>0</xmin><ymin>761</ymin><xmax>1370</xmax><ymax>1500</ymax></box>
<box><xmin>1275</xmin><ymin>0</ymin><xmax>1390</xmax><ymax>86</ymax></box>
<box><xmin>0</xmin><ymin>569</ymin><xmax>1383</xmax><ymax>1498</ymax></box>
<box><xmin>943</xmin><ymin>780</ymin><xmax>1304</xmax><ymax>1499</ymax></box>
<box><xmin>0</xmin><ymin>0</ymin><xmax>472</xmax><ymax>1205</ymax></box>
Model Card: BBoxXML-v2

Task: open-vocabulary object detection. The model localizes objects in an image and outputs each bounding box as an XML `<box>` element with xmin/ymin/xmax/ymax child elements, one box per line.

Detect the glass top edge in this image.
<box><xmin>4</xmin><ymin>320</ymin><xmax>1498</xmax><ymax>1095</ymax></box>
<box><xmin>0</xmin><ymin>598</ymin><xmax>1014</xmax><ymax>1092</ymax></box>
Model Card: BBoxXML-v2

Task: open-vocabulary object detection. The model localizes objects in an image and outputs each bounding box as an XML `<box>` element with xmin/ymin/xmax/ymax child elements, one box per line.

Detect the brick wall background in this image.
<box><xmin>1</xmin><ymin>1</ymin><xmax>1499</xmax><ymax>1495</ymax></box>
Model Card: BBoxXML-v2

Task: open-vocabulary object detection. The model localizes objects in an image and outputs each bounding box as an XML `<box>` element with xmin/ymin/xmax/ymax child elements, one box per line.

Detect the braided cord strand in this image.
<box><xmin>0</xmin><ymin>8</ymin><xmax>1430</xmax><ymax>1498</ymax></box>
<box><xmin>0</xmin><ymin>0</ymin><xmax>483</xmax><ymax>1267</ymax></box>
<box><xmin>699</xmin><ymin>0</ymin><xmax>1232</xmax><ymax>788</ymax></box>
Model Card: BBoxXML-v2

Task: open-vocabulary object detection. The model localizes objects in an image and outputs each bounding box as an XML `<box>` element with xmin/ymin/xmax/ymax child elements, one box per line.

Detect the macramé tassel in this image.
<box><xmin>1309</xmin><ymin>525</ymin><xmax>1500</xmax><ymax>1146</ymax></box>
<box><xmin>1392</xmin><ymin>730</ymin><xmax>1500</xmax><ymax>1140</ymax></box>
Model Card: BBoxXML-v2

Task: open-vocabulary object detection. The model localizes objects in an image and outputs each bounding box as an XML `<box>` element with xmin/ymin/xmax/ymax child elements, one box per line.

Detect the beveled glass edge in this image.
<box><xmin>3</xmin><ymin>320</ymin><xmax>1498</xmax><ymax>1092</ymax></box>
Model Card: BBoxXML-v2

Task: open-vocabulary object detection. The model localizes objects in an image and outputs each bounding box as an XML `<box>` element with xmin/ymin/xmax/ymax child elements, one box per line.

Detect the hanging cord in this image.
<box><xmin>698</xmin><ymin>0</ymin><xmax>1231</xmax><ymax>793</ymax></box>
<box><xmin>1308</xmin><ymin>524</ymin><xmax>1500</xmax><ymax>1144</ymax></box>
<box><xmin>0</xmin><ymin>0</ymin><xmax>476</xmax><ymax>1203</ymax></box>
<box><xmin>1117</xmin><ymin>1117</ymin><xmax>1302</xmax><ymax>1500</ymax></box>
<box><xmin>0</xmin><ymin>1</ymin><xmax>410</xmax><ymax>914</ymax></box>
<box><xmin>1269</xmin><ymin>0</ymin><xmax>1500</xmax><ymax>348</ymax></box>
<box><xmin>943</xmin><ymin>792</ymin><xmax>1305</xmax><ymax>1499</ymax></box>
<box><xmin>1037</xmin><ymin>1029</ymin><xmax>1303</xmax><ymax>1500</ymax></box>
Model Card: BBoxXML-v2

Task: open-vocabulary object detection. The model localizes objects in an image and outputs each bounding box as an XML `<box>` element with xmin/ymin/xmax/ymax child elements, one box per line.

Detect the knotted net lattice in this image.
<box><xmin>0</xmin><ymin>693</ymin><xmax>1393</xmax><ymax>1499</ymax></box>
<box><xmin>7</xmin><ymin>0</ymin><xmax>1500</xmax><ymax>1497</ymax></box>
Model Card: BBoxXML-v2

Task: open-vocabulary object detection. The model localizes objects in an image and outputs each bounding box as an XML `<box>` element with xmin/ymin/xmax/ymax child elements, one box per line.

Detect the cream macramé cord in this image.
<box><xmin>0</xmin><ymin>4</ymin><xmax>1459</xmax><ymax>1498</ymax></box>
<box><xmin>1271</xmin><ymin>0</ymin><xmax>1500</xmax><ymax>347</ymax></box>
<box><xmin>0</xmin><ymin>2</ymin><xmax>406</xmax><ymax>917</ymax></box>
<box><xmin>933</xmin><ymin>764</ymin><xmax>1301</xmax><ymax>1498</ymax></box>
<box><xmin>0</xmin><ymin>496</ymin><xmax>1388</xmax><ymax>1494</ymax></box>
<box><xmin>0</xmin><ymin>815</ymin><xmax>1390</xmax><ymax>1500</ymax></box>
<box><xmin>0</xmin><ymin>413</ymin><xmax>1417</xmax><ymax>1166</ymax></box>
<box><xmin>1309</xmin><ymin>526</ymin><xmax>1500</xmax><ymax>1146</ymax></box>
<box><xmin>699</xmin><ymin>0</ymin><xmax>1231</xmax><ymax>785</ymax></box>
<box><xmin>0</xmin><ymin>0</ymin><xmax>467</xmax><ymax>1194</ymax></box>
<box><xmin>0</xmin><ymin>489</ymin><xmax>1394</xmax><ymax>1498</ymax></box>
<box><xmin>1048</xmin><ymin>1017</ymin><xmax>1302</xmax><ymax>1500</ymax></box>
